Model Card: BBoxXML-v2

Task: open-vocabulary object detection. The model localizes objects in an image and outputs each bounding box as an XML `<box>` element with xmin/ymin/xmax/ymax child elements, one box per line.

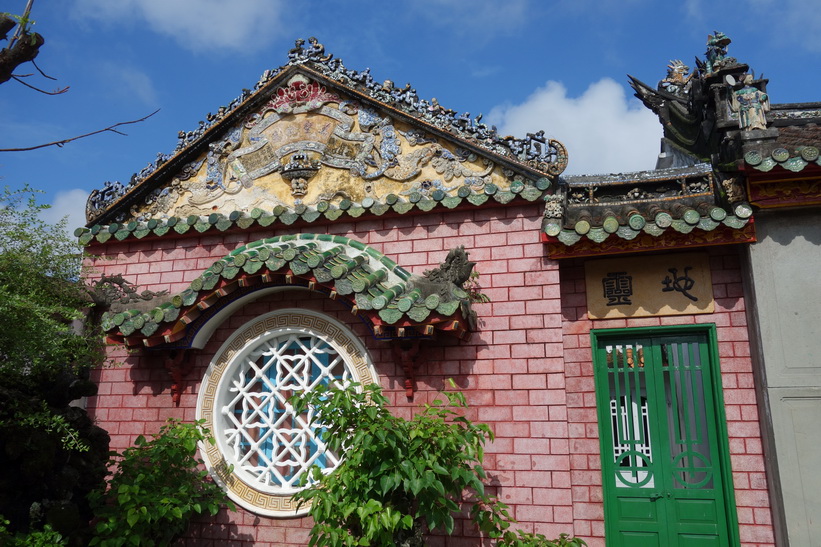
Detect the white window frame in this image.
<box><xmin>196</xmin><ymin>309</ymin><xmax>377</xmax><ymax>517</ymax></box>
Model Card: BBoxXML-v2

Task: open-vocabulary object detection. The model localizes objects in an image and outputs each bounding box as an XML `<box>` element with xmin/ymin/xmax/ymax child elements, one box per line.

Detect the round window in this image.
<box><xmin>197</xmin><ymin>309</ymin><xmax>377</xmax><ymax>517</ymax></box>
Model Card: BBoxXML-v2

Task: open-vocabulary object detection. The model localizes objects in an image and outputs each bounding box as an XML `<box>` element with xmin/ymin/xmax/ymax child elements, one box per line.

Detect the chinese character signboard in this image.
<box><xmin>585</xmin><ymin>253</ymin><xmax>714</xmax><ymax>319</ymax></box>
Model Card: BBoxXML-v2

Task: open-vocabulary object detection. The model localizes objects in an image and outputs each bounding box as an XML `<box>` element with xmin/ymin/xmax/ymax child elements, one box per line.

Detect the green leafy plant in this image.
<box><xmin>292</xmin><ymin>382</ymin><xmax>487</xmax><ymax>546</ymax></box>
<box><xmin>498</xmin><ymin>531</ymin><xmax>588</xmax><ymax>547</ymax></box>
<box><xmin>291</xmin><ymin>382</ymin><xmax>585</xmax><ymax>547</ymax></box>
<box><xmin>17</xmin><ymin>402</ymin><xmax>91</xmax><ymax>452</ymax></box>
<box><xmin>465</xmin><ymin>270</ymin><xmax>491</xmax><ymax>304</ymax></box>
<box><xmin>0</xmin><ymin>516</ymin><xmax>68</xmax><ymax>547</ymax></box>
<box><xmin>0</xmin><ymin>186</ymin><xmax>101</xmax><ymax>386</ymax></box>
<box><xmin>89</xmin><ymin>419</ymin><xmax>234</xmax><ymax>547</ymax></box>
<box><xmin>0</xmin><ymin>186</ymin><xmax>110</xmax><ymax>542</ymax></box>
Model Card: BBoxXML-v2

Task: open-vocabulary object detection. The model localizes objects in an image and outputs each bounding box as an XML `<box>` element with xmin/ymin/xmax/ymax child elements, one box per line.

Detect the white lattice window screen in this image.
<box><xmin>221</xmin><ymin>332</ymin><xmax>350</xmax><ymax>492</ymax></box>
<box><xmin>610</xmin><ymin>395</ymin><xmax>653</xmax><ymax>487</ymax></box>
<box><xmin>607</xmin><ymin>344</ymin><xmax>654</xmax><ymax>489</ymax></box>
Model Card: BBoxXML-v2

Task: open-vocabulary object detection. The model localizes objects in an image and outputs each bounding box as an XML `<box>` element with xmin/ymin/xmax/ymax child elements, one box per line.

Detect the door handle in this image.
<box><xmin>649</xmin><ymin>492</ymin><xmax>664</xmax><ymax>501</ymax></box>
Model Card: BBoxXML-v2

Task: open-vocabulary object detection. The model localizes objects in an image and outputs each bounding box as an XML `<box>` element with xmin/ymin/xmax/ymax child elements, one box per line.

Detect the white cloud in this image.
<box><xmin>411</xmin><ymin>0</ymin><xmax>529</xmax><ymax>34</ymax></box>
<box><xmin>73</xmin><ymin>0</ymin><xmax>282</xmax><ymax>54</ymax></box>
<box><xmin>683</xmin><ymin>0</ymin><xmax>703</xmax><ymax>20</ymax></box>
<box><xmin>747</xmin><ymin>0</ymin><xmax>821</xmax><ymax>52</ymax></box>
<box><xmin>733</xmin><ymin>0</ymin><xmax>821</xmax><ymax>53</ymax></box>
<box><xmin>99</xmin><ymin>63</ymin><xmax>158</xmax><ymax>106</ymax></box>
<box><xmin>42</xmin><ymin>189</ymin><xmax>90</xmax><ymax>235</ymax></box>
<box><xmin>488</xmin><ymin>78</ymin><xmax>662</xmax><ymax>175</ymax></box>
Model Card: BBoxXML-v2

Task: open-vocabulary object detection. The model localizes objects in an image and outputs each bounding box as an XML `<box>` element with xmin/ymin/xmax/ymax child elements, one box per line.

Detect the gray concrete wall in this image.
<box><xmin>747</xmin><ymin>208</ymin><xmax>821</xmax><ymax>546</ymax></box>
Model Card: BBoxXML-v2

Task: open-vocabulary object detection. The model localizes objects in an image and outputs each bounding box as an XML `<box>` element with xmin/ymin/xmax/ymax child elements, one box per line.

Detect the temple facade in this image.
<box><xmin>81</xmin><ymin>34</ymin><xmax>820</xmax><ymax>546</ymax></box>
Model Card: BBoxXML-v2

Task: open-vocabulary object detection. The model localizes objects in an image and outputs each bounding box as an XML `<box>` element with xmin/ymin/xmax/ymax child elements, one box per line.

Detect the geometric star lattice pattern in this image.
<box><xmin>198</xmin><ymin>309</ymin><xmax>377</xmax><ymax>516</ymax></box>
<box><xmin>222</xmin><ymin>333</ymin><xmax>348</xmax><ymax>493</ymax></box>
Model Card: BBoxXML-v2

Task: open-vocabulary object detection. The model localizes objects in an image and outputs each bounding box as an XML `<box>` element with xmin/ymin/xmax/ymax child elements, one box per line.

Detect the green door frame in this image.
<box><xmin>591</xmin><ymin>324</ymin><xmax>740</xmax><ymax>547</ymax></box>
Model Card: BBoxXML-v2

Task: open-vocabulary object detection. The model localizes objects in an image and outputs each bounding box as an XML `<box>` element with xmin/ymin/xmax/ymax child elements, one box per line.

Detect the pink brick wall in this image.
<box><xmin>87</xmin><ymin>203</ymin><xmax>575</xmax><ymax>546</ymax></box>
<box><xmin>560</xmin><ymin>247</ymin><xmax>775</xmax><ymax>547</ymax></box>
<box><xmin>86</xmin><ymin>209</ymin><xmax>775</xmax><ymax>546</ymax></box>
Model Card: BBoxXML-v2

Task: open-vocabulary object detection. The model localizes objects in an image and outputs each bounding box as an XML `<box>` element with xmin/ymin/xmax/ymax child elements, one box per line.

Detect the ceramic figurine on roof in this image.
<box><xmin>422</xmin><ymin>246</ymin><xmax>475</xmax><ymax>287</ymax></box>
<box><xmin>287</xmin><ymin>37</ymin><xmax>332</xmax><ymax>63</ymax></box>
<box><xmin>573</xmin><ymin>32</ymin><xmax>821</xmax><ymax>260</ymax></box>
<box><xmin>703</xmin><ymin>31</ymin><xmax>735</xmax><ymax>75</ymax></box>
<box><xmin>628</xmin><ymin>33</ymin><xmax>820</xmax><ymax>198</ymax></box>
<box><xmin>659</xmin><ymin>60</ymin><xmax>693</xmax><ymax>96</ymax></box>
<box><xmin>629</xmin><ymin>31</ymin><xmax>760</xmax><ymax>164</ymax></box>
<box><xmin>729</xmin><ymin>74</ymin><xmax>770</xmax><ymax>131</ymax></box>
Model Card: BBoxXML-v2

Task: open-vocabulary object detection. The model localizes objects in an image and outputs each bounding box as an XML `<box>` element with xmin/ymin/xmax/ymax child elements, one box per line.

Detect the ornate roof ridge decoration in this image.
<box><xmin>85</xmin><ymin>37</ymin><xmax>567</xmax><ymax>225</ymax></box>
<box><xmin>769</xmin><ymin>103</ymin><xmax>821</xmax><ymax>122</ymax></box>
<box><xmin>100</xmin><ymin>234</ymin><xmax>477</xmax><ymax>348</ymax></box>
<box><xmin>562</xmin><ymin>164</ymin><xmax>714</xmax><ymax>185</ymax></box>
<box><xmin>542</xmin><ymin>164</ymin><xmax>755</xmax><ymax>258</ymax></box>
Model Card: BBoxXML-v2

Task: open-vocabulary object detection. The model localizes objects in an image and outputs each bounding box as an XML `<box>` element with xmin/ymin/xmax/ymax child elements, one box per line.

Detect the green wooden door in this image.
<box><xmin>592</xmin><ymin>327</ymin><xmax>738</xmax><ymax>547</ymax></box>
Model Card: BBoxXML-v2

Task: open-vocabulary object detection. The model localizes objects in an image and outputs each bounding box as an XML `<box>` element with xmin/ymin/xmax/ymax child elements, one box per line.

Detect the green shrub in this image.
<box><xmin>89</xmin><ymin>419</ymin><xmax>234</xmax><ymax>547</ymax></box>
<box><xmin>498</xmin><ymin>531</ymin><xmax>588</xmax><ymax>547</ymax></box>
<box><xmin>0</xmin><ymin>517</ymin><xmax>67</xmax><ymax>547</ymax></box>
<box><xmin>291</xmin><ymin>382</ymin><xmax>586</xmax><ymax>547</ymax></box>
<box><xmin>0</xmin><ymin>187</ymin><xmax>111</xmax><ymax>543</ymax></box>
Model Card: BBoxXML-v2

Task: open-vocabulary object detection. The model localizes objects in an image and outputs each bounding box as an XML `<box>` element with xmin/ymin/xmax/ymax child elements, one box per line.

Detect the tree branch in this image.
<box><xmin>0</xmin><ymin>109</ymin><xmax>160</xmax><ymax>152</ymax></box>
<box><xmin>1</xmin><ymin>0</ymin><xmax>44</xmax><ymax>85</ymax></box>
<box><xmin>0</xmin><ymin>14</ymin><xmax>16</xmax><ymax>41</ymax></box>
<box><xmin>31</xmin><ymin>58</ymin><xmax>56</xmax><ymax>80</ymax></box>
<box><xmin>0</xmin><ymin>27</ymin><xmax>44</xmax><ymax>85</ymax></box>
<box><xmin>8</xmin><ymin>0</ymin><xmax>35</xmax><ymax>49</ymax></box>
<box><xmin>11</xmin><ymin>74</ymin><xmax>68</xmax><ymax>94</ymax></box>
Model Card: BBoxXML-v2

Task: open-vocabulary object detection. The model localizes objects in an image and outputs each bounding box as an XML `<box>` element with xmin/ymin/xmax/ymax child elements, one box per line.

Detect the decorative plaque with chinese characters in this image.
<box><xmin>584</xmin><ymin>252</ymin><xmax>714</xmax><ymax>319</ymax></box>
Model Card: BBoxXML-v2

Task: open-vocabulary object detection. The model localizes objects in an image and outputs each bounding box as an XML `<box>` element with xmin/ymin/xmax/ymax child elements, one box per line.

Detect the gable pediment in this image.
<box><xmin>84</xmin><ymin>45</ymin><xmax>567</xmax><ymax>231</ymax></box>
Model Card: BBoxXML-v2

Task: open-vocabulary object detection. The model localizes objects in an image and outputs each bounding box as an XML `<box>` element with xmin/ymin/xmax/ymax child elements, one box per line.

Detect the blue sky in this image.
<box><xmin>2</xmin><ymin>0</ymin><xmax>819</xmax><ymax>233</ymax></box>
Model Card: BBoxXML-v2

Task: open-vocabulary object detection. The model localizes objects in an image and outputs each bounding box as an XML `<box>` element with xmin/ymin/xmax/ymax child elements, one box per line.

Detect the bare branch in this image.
<box><xmin>11</xmin><ymin>74</ymin><xmax>68</xmax><ymax>95</ymax></box>
<box><xmin>0</xmin><ymin>109</ymin><xmax>160</xmax><ymax>152</ymax></box>
<box><xmin>31</xmin><ymin>59</ymin><xmax>56</xmax><ymax>80</ymax></box>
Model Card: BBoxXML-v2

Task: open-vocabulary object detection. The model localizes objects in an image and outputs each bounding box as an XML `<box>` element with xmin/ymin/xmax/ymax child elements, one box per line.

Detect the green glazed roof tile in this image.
<box><xmin>545</xmin><ymin>164</ymin><xmax>755</xmax><ymax>249</ymax></box>
<box><xmin>467</xmin><ymin>193</ymin><xmax>489</xmax><ymax>206</ymax></box>
<box><xmin>102</xmin><ymin>234</ymin><xmax>475</xmax><ymax>347</ymax></box>
<box><xmin>616</xmin><ymin>226</ymin><xmax>640</xmax><ymax>240</ymax></box>
<box><xmin>557</xmin><ymin>230</ymin><xmax>582</xmax><ymax>246</ymax></box>
<box><xmin>236</xmin><ymin>217</ymin><xmax>255</xmax><ymax>229</ymax></box>
<box><xmin>416</xmin><ymin>199</ymin><xmax>436</xmax><ymax>212</ymax></box>
<box><xmin>153</xmin><ymin>225</ymin><xmax>170</xmax><ymax>237</ymax></box>
<box><xmin>697</xmin><ymin>217</ymin><xmax>720</xmax><ymax>232</ymax></box>
<box><xmin>392</xmin><ymin>202</ymin><xmax>414</xmax><ymax>214</ymax></box>
<box><xmin>436</xmin><ymin>300</ymin><xmax>460</xmax><ymax>316</ymax></box>
<box><xmin>587</xmin><ymin>228</ymin><xmax>608</xmax><ymax>243</ymax></box>
<box><xmin>407</xmin><ymin>306</ymin><xmax>432</xmax><ymax>323</ymax></box>
<box><xmin>643</xmin><ymin>223</ymin><xmax>665</xmax><ymax>237</ymax></box>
